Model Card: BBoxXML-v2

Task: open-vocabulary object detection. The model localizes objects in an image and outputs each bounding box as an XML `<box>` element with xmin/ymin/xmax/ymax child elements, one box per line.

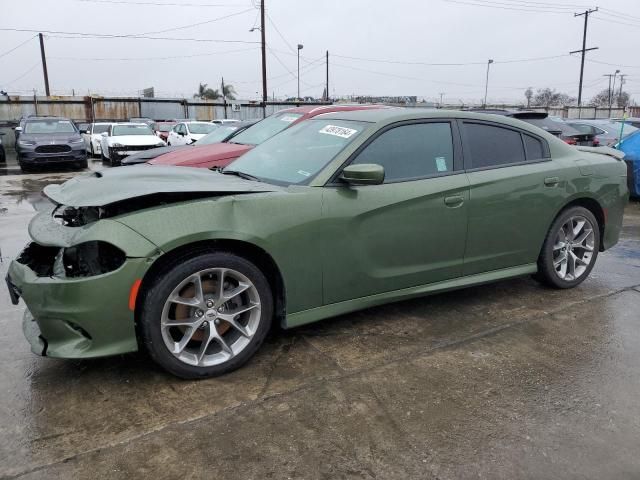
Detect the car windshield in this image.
<box><xmin>112</xmin><ymin>124</ymin><xmax>154</xmax><ymax>136</ymax></box>
<box><xmin>24</xmin><ymin>120</ymin><xmax>76</xmax><ymax>134</ymax></box>
<box><xmin>229</xmin><ymin>112</ymin><xmax>303</xmax><ymax>146</ymax></box>
<box><xmin>196</xmin><ymin>125</ymin><xmax>241</xmax><ymax>145</ymax></box>
<box><xmin>227</xmin><ymin>119</ymin><xmax>367</xmax><ymax>185</ymax></box>
<box><xmin>521</xmin><ymin>117</ymin><xmax>564</xmax><ymax>135</ymax></box>
<box><xmin>93</xmin><ymin>124</ymin><xmax>110</xmax><ymax>134</ymax></box>
<box><xmin>566</xmin><ymin>123</ymin><xmax>594</xmax><ymax>134</ymax></box>
<box><xmin>188</xmin><ymin>123</ymin><xmax>218</xmax><ymax>135</ymax></box>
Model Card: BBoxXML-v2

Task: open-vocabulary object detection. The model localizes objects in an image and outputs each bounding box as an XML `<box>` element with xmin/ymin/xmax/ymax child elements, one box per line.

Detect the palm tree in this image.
<box><xmin>222</xmin><ymin>84</ymin><xmax>237</xmax><ymax>101</ymax></box>
<box><xmin>194</xmin><ymin>83</ymin><xmax>220</xmax><ymax>100</ymax></box>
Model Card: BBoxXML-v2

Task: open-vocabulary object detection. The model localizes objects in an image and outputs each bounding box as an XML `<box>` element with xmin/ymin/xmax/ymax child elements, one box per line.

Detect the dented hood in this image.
<box><xmin>43</xmin><ymin>165</ymin><xmax>280</xmax><ymax>207</ymax></box>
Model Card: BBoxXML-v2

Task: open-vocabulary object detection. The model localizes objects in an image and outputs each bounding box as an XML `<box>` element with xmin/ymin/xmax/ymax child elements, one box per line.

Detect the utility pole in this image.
<box><xmin>571</xmin><ymin>8</ymin><xmax>598</xmax><ymax>117</ymax></box>
<box><xmin>326</xmin><ymin>50</ymin><xmax>329</xmax><ymax>103</ymax></box>
<box><xmin>483</xmin><ymin>59</ymin><xmax>493</xmax><ymax>107</ymax></box>
<box><xmin>260</xmin><ymin>0</ymin><xmax>267</xmax><ymax>117</ymax></box>
<box><xmin>611</xmin><ymin>69</ymin><xmax>620</xmax><ymax>108</ymax></box>
<box><xmin>38</xmin><ymin>33</ymin><xmax>50</xmax><ymax>97</ymax></box>
<box><xmin>439</xmin><ymin>92</ymin><xmax>445</xmax><ymax>107</ymax></box>
<box><xmin>618</xmin><ymin>74</ymin><xmax>627</xmax><ymax>106</ymax></box>
<box><xmin>297</xmin><ymin>44</ymin><xmax>304</xmax><ymax>101</ymax></box>
<box><xmin>603</xmin><ymin>74</ymin><xmax>614</xmax><ymax>106</ymax></box>
<box><xmin>221</xmin><ymin>77</ymin><xmax>227</xmax><ymax>118</ymax></box>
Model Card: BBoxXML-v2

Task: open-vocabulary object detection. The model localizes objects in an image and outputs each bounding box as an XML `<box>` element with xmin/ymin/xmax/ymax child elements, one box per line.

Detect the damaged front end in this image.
<box><xmin>8</xmin><ymin>166</ymin><xmax>281</xmax><ymax>359</ymax></box>
<box><xmin>7</xmin><ymin>202</ymin><xmax>160</xmax><ymax>359</ymax></box>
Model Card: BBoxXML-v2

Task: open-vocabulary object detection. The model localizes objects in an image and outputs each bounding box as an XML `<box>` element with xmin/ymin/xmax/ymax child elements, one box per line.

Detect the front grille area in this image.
<box><xmin>35</xmin><ymin>144</ymin><xmax>72</xmax><ymax>154</ymax></box>
<box><xmin>118</xmin><ymin>145</ymin><xmax>157</xmax><ymax>152</ymax></box>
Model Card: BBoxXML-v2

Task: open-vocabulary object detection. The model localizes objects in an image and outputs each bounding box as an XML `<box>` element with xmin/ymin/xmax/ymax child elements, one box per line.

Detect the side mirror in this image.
<box><xmin>14</xmin><ymin>126</ymin><xmax>22</xmax><ymax>132</ymax></box>
<box><xmin>83</xmin><ymin>130</ymin><xmax>90</xmax><ymax>134</ymax></box>
<box><xmin>340</xmin><ymin>164</ymin><xmax>385</xmax><ymax>185</ymax></box>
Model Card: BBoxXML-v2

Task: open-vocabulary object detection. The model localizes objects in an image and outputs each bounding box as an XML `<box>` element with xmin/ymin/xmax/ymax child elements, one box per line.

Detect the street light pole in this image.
<box><xmin>297</xmin><ymin>44</ymin><xmax>304</xmax><ymax>101</ymax></box>
<box><xmin>611</xmin><ymin>69</ymin><xmax>620</xmax><ymax>108</ymax></box>
<box><xmin>483</xmin><ymin>59</ymin><xmax>493</xmax><ymax>107</ymax></box>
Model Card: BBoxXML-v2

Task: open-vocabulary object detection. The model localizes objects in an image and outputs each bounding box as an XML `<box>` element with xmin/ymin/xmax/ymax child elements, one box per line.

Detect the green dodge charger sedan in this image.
<box><xmin>6</xmin><ymin>109</ymin><xmax>628</xmax><ymax>378</ymax></box>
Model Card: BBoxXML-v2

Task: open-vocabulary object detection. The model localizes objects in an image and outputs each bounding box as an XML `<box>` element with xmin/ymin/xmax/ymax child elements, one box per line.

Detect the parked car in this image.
<box><xmin>616</xmin><ymin>129</ymin><xmax>640</xmax><ymax>197</ymax></box>
<box><xmin>166</xmin><ymin>121</ymin><xmax>218</xmax><ymax>146</ymax></box>
<box><xmin>211</xmin><ymin>119</ymin><xmax>241</xmax><ymax>125</ymax></box>
<box><xmin>82</xmin><ymin>122</ymin><xmax>112</xmax><ymax>157</ymax></box>
<box><xmin>612</xmin><ymin>117</ymin><xmax>640</xmax><ymax>129</ymax></box>
<box><xmin>75</xmin><ymin>122</ymin><xmax>90</xmax><ymax>134</ymax></box>
<box><xmin>565</xmin><ymin>119</ymin><xmax>638</xmax><ymax>147</ymax></box>
<box><xmin>121</xmin><ymin>120</ymin><xmax>258</xmax><ymax>166</ymax></box>
<box><xmin>7</xmin><ymin>110</ymin><xmax>628</xmax><ymax>378</ymax></box>
<box><xmin>100</xmin><ymin>123</ymin><xmax>165</xmax><ymax>165</ymax></box>
<box><xmin>14</xmin><ymin>117</ymin><xmax>87</xmax><ymax>171</ymax></box>
<box><xmin>150</xmin><ymin>104</ymin><xmax>390</xmax><ymax>169</ymax></box>
<box><xmin>0</xmin><ymin>132</ymin><xmax>5</xmax><ymax>163</ymax></box>
<box><xmin>151</xmin><ymin>121</ymin><xmax>176</xmax><ymax>142</ymax></box>
<box><xmin>471</xmin><ymin>109</ymin><xmax>599</xmax><ymax>146</ymax></box>
<box><xmin>129</xmin><ymin>117</ymin><xmax>154</xmax><ymax>125</ymax></box>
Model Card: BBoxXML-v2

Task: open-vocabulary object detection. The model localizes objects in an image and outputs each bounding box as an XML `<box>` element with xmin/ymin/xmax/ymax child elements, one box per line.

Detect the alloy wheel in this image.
<box><xmin>552</xmin><ymin>215</ymin><xmax>595</xmax><ymax>281</ymax></box>
<box><xmin>160</xmin><ymin>268</ymin><xmax>261</xmax><ymax>367</ymax></box>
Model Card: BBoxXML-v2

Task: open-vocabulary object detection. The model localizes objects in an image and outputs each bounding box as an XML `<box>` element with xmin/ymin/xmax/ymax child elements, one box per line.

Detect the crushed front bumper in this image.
<box><xmin>7</xmin><ymin>208</ymin><xmax>160</xmax><ymax>359</ymax></box>
<box><xmin>8</xmin><ymin>255</ymin><xmax>150</xmax><ymax>358</ymax></box>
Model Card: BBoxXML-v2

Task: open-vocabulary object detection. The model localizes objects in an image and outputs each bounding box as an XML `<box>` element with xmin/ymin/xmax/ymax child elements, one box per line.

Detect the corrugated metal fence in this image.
<box><xmin>0</xmin><ymin>96</ymin><xmax>328</xmax><ymax>124</ymax></box>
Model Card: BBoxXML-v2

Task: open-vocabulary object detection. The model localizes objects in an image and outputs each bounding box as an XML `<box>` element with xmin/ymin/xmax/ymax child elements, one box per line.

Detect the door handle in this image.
<box><xmin>444</xmin><ymin>195</ymin><xmax>464</xmax><ymax>207</ymax></box>
<box><xmin>544</xmin><ymin>176</ymin><xmax>560</xmax><ymax>187</ymax></box>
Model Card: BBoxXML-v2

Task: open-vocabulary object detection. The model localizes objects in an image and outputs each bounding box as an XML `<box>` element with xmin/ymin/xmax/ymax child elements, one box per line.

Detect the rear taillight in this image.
<box><xmin>593</xmin><ymin>138</ymin><xmax>600</xmax><ymax>146</ymax></box>
<box><xmin>564</xmin><ymin>138</ymin><xmax>577</xmax><ymax>145</ymax></box>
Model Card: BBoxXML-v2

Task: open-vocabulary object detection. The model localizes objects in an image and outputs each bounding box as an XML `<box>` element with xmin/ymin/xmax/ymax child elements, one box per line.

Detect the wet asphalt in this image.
<box><xmin>1</xmin><ymin>150</ymin><xmax>640</xmax><ymax>479</ymax></box>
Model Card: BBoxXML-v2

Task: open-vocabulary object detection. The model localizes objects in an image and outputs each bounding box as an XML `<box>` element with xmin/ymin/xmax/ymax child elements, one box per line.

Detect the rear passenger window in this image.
<box><xmin>523</xmin><ymin>134</ymin><xmax>545</xmax><ymax>160</ymax></box>
<box><xmin>352</xmin><ymin>122</ymin><xmax>454</xmax><ymax>183</ymax></box>
<box><xmin>465</xmin><ymin>123</ymin><xmax>525</xmax><ymax>169</ymax></box>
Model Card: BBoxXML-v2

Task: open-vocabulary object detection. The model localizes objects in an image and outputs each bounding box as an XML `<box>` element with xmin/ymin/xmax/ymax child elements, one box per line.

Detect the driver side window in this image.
<box><xmin>351</xmin><ymin>122</ymin><xmax>454</xmax><ymax>183</ymax></box>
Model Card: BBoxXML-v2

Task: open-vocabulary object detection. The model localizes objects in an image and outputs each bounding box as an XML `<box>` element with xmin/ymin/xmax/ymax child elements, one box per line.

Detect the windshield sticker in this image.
<box><xmin>280</xmin><ymin>115</ymin><xmax>299</xmax><ymax>123</ymax></box>
<box><xmin>318</xmin><ymin>125</ymin><xmax>358</xmax><ymax>139</ymax></box>
<box><xmin>297</xmin><ymin>170</ymin><xmax>311</xmax><ymax>177</ymax></box>
<box><xmin>435</xmin><ymin>156</ymin><xmax>448</xmax><ymax>172</ymax></box>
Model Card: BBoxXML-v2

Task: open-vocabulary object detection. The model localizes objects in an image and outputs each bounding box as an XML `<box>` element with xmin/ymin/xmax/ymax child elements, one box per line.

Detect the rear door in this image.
<box><xmin>461</xmin><ymin>120</ymin><xmax>565</xmax><ymax>275</ymax></box>
<box><xmin>322</xmin><ymin>120</ymin><xmax>469</xmax><ymax>304</ymax></box>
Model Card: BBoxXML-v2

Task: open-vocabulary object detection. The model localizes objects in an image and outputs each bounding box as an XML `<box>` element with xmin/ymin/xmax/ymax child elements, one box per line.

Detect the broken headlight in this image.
<box><xmin>53</xmin><ymin>241</ymin><xmax>126</xmax><ymax>278</ymax></box>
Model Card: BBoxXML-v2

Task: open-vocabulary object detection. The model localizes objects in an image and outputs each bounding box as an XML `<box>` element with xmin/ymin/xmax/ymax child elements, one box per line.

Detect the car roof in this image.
<box><xmin>24</xmin><ymin>116</ymin><xmax>71</xmax><ymax>122</ymax></box>
<box><xmin>277</xmin><ymin>104</ymin><xmax>392</xmax><ymax>117</ymax></box>
<box><xmin>316</xmin><ymin>108</ymin><xmax>570</xmax><ymax>134</ymax></box>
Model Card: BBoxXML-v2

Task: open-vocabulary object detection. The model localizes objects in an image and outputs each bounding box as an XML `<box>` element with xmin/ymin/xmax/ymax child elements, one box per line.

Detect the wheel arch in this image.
<box><xmin>134</xmin><ymin>238</ymin><xmax>287</xmax><ymax>335</ymax></box>
<box><xmin>549</xmin><ymin>196</ymin><xmax>606</xmax><ymax>252</ymax></box>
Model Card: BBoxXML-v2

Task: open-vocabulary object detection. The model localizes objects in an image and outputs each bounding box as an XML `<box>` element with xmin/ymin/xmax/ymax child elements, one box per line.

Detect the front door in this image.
<box><xmin>322</xmin><ymin>121</ymin><xmax>469</xmax><ymax>305</ymax></box>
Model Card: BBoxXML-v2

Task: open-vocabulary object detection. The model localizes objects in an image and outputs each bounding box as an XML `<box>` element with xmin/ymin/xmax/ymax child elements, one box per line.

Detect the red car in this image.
<box><xmin>149</xmin><ymin>104</ymin><xmax>389</xmax><ymax>169</ymax></box>
<box><xmin>151</xmin><ymin>121</ymin><xmax>177</xmax><ymax>142</ymax></box>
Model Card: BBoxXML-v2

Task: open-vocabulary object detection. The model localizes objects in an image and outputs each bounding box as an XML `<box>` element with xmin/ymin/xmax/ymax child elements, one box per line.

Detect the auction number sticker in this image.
<box><xmin>318</xmin><ymin>125</ymin><xmax>358</xmax><ymax>138</ymax></box>
<box><xmin>280</xmin><ymin>115</ymin><xmax>299</xmax><ymax>122</ymax></box>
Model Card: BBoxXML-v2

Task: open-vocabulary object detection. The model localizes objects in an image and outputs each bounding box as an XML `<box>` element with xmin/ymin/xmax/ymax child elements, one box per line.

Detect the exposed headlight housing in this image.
<box><xmin>111</xmin><ymin>142</ymin><xmax>124</xmax><ymax>148</ymax></box>
<box><xmin>53</xmin><ymin>241</ymin><xmax>126</xmax><ymax>278</ymax></box>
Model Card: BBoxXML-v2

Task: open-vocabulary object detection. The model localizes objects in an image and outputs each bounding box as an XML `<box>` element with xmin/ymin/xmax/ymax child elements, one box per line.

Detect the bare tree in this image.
<box><xmin>590</xmin><ymin>88</ymin><xmax>630</xmax><ymax>107</ymax></box>
<box><xmin>531</xmin><ymin>88</ymin><xmax>576</xmax><ymax>107</ymax></box>
<box><xmin>524</xmin><ymin>87</ymin><xmax>533</xmax><ymax>108</ymax></box>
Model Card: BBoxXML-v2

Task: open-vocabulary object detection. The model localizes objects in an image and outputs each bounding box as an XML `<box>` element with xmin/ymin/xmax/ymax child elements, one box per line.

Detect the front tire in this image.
<box><xmin>139</xmin><ymin>251</ymin><xmax>273</xmax><ymax>378</ymax></box>
<box><xmin>536</xmin><ymin>206</ymin><xmax>600</xmax><ymax>289</ymax></box>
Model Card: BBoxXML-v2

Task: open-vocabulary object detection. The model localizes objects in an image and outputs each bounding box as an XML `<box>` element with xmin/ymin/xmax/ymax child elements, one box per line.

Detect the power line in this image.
<box><xmin>138</xmin><ymin>8</ymin><xmax>254</xmax><ymax>36</ymax></box>
<box><xmin>0</xmin><ymin>35</ymin><xmax>37</xmax><ymax>60</ymax></box>
<box><xmin>331</xmin><ymin>52</ymin><xmax>570</xmax><ymax>66</ymax></box>
<box><xmin>265</xmin><ymin>12</ymin><xmax>296</xmax><ymax>53</ymax></box>
<box><xmin>441</xmin><ymin>0</ymin><xmax>580</xmax><ymax>14</ymax></box>
<box><xmin>1</xmin><ymin>63</ymin><xmax>40</xmax><ymax>87</ymax></box>
<box><xmin>76</xmin><ymin>0</ymin><xmax>247</xmax><ymax>6</ymax></box>
<box><xmin>49</xmin><ymin>46</ymin><xmax>259</xmax><ymax>61</ymax></box>
<box><xmin>0</xmin><ymin>28</ymin><xmax>259</xmax><ymax>44</ymax></box>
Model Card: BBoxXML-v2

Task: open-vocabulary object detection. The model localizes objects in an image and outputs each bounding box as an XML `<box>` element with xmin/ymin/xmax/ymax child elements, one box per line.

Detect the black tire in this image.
<box><xmin>138</xmin><ymin>251</ymin><xmax>274</xmax><ymax>379</ymax></box>
<box><xmin>75</xmin><ymin>159</ymin><xmax>88</xmax><ymax>169</ymax></box>
<box><xmin>18</xmin><ymin>159</ymin><xmax>32</xmax><ymax>173</ymax></box>
<box><xmin>536</xmin><ymin>206</ymin><xmax>600</xmax><ymax>289</ymax></box>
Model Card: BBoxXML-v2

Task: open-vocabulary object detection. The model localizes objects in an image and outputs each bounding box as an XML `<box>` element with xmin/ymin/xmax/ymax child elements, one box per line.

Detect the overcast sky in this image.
<box><xmin>1</xmin><ymin>0</ymin><xmax>640</xmax><ymax>104</ymax></box>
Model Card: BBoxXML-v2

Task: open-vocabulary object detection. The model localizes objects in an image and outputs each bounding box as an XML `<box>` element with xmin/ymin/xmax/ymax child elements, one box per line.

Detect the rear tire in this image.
<box><xmin>536</xmin><ymin>206</ymin><xmax>600</xmax><ymax>289</ymax></box>
<box><xmin>138</xmin><ymin>251</ymin><xmax>274</xmax><ymax>379</ymax></box>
